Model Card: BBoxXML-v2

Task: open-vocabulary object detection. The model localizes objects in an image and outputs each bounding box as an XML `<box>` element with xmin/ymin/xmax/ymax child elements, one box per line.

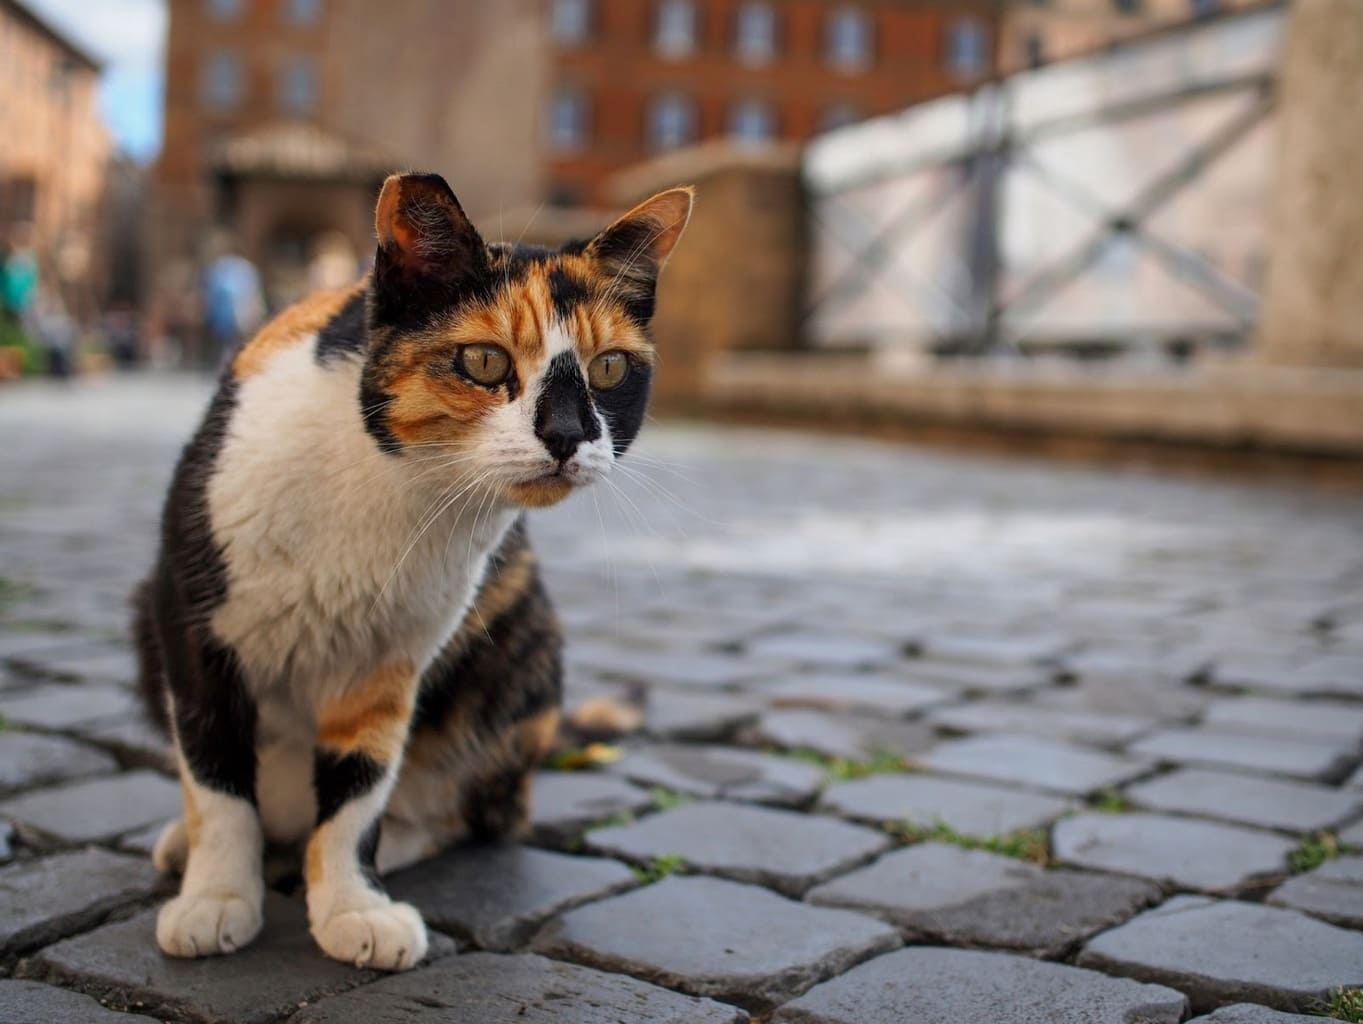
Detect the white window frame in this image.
<box><xmin>551</xmin><ymin>0</ymin><xmax>592</xmax><ymax>45</ymax></box>
<box><xmin>729</xmin><ymin>97</ymin><xmax>776</xmax><ymax>144</ymax></box>
<box><xmin>826</xmin><ymin>6</ymin><xmax>872</xmax><ymax>72</ymax></box>
<box><xmin>946</xmin><ymin>17</ymin><xmax>987</xmax><ymax>78</ymax></box>
<box><xmin>735</xmin><ymin>2</ymin><xmax>776</xmax><ymax>64</ymax></box>
<box><xmin>655</xmin><ymin>0</ymin><xmax>698</xmax><ymax>59</ymax></box>
<box><xmin>548</xmin><ymin>86</ymin><xmax>589</xmax><ymax>152</ymax></box>
<box><xmin>648</xmin><ymin>92</ymin><xmax>697</xmax><ymax>151</ymax></box>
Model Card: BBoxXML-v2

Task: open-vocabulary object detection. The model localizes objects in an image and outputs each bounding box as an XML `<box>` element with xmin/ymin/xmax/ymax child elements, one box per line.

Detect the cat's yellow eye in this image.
<box><xmin>588</xmin><ymin>350</ymin><xmax>630</xmax><ymax>391</ymax></box>
<box><xmin>459</xmin><ymin>344</ymin><xmax>511</xmax><ymax>386</ymax></box>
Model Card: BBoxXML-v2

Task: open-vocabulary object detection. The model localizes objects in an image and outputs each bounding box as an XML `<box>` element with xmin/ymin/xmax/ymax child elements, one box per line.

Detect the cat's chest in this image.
<box><xmin>204</xmin><ymin>347</ymin><xmax>512</xmax><ymax>688</ymax></box>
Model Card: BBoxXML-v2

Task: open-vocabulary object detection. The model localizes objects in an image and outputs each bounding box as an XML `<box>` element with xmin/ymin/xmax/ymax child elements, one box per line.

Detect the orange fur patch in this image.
<box><xmin>232</xmin><ymin>281</ymin><xmax>365</xmax><ymax>380</ymax></box>
<box><xmin>304</xmin><ymin>824</ymin><xmax>328</xmax><ymax>888</ymax></box>
<box><xmin>516</xmin><ymin>707</ymin><xmax>562</xmax><ymax>762</ymax></box>
<box><xmin>317</xmin><ymin>660</ymin><xmax>418</xmax><ymax>763</ymax></box>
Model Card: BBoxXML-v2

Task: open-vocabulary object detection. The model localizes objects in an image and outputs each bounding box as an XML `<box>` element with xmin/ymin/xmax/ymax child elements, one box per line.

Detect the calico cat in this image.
<box><xmin>133</xmin><ymin>172</ymin><xmax>692</xmax><ymax>970</ymax></box>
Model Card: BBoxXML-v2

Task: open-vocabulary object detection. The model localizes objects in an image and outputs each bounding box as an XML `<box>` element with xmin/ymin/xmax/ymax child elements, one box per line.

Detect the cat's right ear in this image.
<box><xmin>372</xmin><ymin>172</ymin><xmax>489</xmax><ymax>326</ymax></box>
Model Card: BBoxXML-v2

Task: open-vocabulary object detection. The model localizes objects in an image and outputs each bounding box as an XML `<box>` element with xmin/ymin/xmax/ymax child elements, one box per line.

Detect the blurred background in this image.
<box><xmin>2</xmin><ymin>0</ymin><xmax>1358</xmax><ymax>458</ymax></box>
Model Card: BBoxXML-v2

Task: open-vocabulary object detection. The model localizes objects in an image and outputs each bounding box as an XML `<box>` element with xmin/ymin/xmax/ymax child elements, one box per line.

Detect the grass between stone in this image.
<box><xmin>0</xmin><ymin>574</ymin><xmax>34</xmax><ymax>613</ymax></box>
<box><xmin>631</xmin><ymin>853</ymin><xmax>686</xmax><ymax>885</ymax></box>
<box><xmin>886</xmin><ymin>819</ymin><xmax>1051</xmax><ymax>867</ymax></box>
<box><xmin>648</xmin><ymin>787</ymin><xmax>693</xmax><ymax>811</ymax></box>
<box><xmin>786</xmin><ymin>748</ymin><xmax>917</xmax><ymax>782</ymax></box>
<box><xmin>1318</xmin><ymin>987</ymin><xmax>1363</xmax><ymax>1021</ymax></box>
<box><xmin>1089</xmin><ymin>788</ymin><xmax>1131</xmax><ymax>813</ymax></box>
<box><xmin>1290</xmin><ymin>831</ymin><xmax>1341</xmax><ymax>874</ymax></box>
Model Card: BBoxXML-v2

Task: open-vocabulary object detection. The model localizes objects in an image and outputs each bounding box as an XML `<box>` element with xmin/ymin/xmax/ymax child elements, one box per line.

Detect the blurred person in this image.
<box><xmin>104</xmin><ymin>303</ymin><xmax>141</xmax><ymax>370</ymax></box>
<box><xmin>307</xmin><ymin>230</ymin><xmax>360</xmax><ymax>292</ymax></box>
<box><xmin>203</xmin><ymin>235</ymin><xmax>265</xmax><ymax>367</ymax></box>
<box><xmin>0</xmin><ymin>223</ymin><xmax>39</xmax><ymax>327</ymax></box>
<box><xmin>29</xmin><ymin>284</ymin><xmax>77</xmax><ymax>379</ymax></box>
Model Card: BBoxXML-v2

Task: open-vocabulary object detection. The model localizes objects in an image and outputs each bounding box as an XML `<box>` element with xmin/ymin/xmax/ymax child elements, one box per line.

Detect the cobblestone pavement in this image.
<box><xmin>2</xmin><ymin>375</ymin><xmax>1363</xmax><ymax>1023</ymax></box>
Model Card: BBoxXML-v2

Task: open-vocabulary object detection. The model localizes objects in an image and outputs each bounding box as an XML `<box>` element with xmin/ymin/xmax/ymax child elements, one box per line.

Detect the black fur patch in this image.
<box><xmin>358</xmin><ymin>377</ymin><xmax>403</xmax><ymax>455</ymax></box>
<box><xmin>314</xmin><ymin>749</ymin><xmax>385</xmax><ymax>824</ymax></box>
<box><xmin>534</xmin><ymin>352</ymin><xmax>600</xmax><ymax>461</ymax></box>
<box><xmin>412</xmin><ymin>522</ymin><xmax>561</xmax><ymax>738</ymax></box>
<box><xmin>594</xmin><ymin>358</ymin><xmax>653</xmax><ymax>455</ymax></box>
<box><xmin>547</xmin><ymin>264</ymin><xmax>591</xmax><ymax>321</ymax></box>
<box><xmin>137</xmin><ymin>375</ymin><xmax>260</xmax><ymax>800</ymax></box>
<box><xmin>315</xmin><ymin>292</ymin><xmax>369</xmax><ymax>366</ymax></box>
<box><xmin>589</xmin><ymin>219</ymin><xmax>661</xmax><ymax>325</ymax></box>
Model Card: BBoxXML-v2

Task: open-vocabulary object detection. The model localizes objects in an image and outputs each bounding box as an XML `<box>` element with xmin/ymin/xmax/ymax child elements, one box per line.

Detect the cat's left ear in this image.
<box><xmin>372</xmin><ymin>172</ymin><xmax>488</xmax><ymax>324</ymax></box>
<box><xmin>584</xmin><ymin>186</ymin><xmax>694</xmax><ymax>324</ymax></box>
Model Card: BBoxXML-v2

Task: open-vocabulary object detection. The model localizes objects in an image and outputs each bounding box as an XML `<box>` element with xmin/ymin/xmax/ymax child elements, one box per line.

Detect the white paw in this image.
<box><xmin>311</xmin><ymin>901</ymin><xmax>427</xmax><ymax>971</ymax></box>
<box><xmin>157</xmin><ymin>890</ymin><xmax>263</xmax><ymax>958</ymax></box>
<box><xmin>151</xmin><ymin>818</ymin><xmax>188</xmax><ymax>875</ymax></box>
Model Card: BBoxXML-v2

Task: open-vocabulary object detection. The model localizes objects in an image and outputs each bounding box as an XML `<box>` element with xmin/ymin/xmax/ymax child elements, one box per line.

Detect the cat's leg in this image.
<box><xmin>156</xmin><ymin>664</ymin><xmax>265</xmax><ymax>958</ymax></box>
<box><xmin>152</xmin><ymin>818</ymin><xmax>188</xmax><ymax>874</ymax></box>
<box><xmin>460</xmin><ymin>707</ymin><xmax>561</xmax><ymax>841</ymax></box>
<box><xmin>305</xmin><ymin>661</ymin><xmax>427</xmax><ymax>971</ymax></box>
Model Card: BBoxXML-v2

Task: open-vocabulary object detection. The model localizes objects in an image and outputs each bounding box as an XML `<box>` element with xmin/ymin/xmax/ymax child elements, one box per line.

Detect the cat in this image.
<box><xmin>132</xmin><ymin>172</ymin><xmax>692</xmax><ymax>971</ymax></box>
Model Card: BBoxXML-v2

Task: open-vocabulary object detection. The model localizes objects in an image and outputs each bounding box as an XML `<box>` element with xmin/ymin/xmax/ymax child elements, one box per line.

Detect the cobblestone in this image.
<box><xmin>533</xmin><ymin>876</ymin><xmax>900</xmax><ymax>1011</ymax></box>
<box><xmin>926</xmin><ymin>701</ymin><xmax>1154</xmax><ymax>747</ymax></box>
<box><xmin>606</xmin><ymin>744</ymin><xmax>825</xmax><ymax>806</ymax></box>
<box><xmin>744</xmin><ymin>709</ymin><xmax>935</xmax><ymax>761</ymax></box>
<box><xmin>386</xmin><ymin>844</ymin><xmax>636</xmax><ymax>951</ymax></box>
<box><xmin>0</xmin><ymin>980</ymin><xmax>161</xmax><ymax>1024</ymax></box>
<box><xmin>528</xmin><ymin>772</ymin><xmax>656</xmax><ymax>844</ymax></box>
<box><xmin>585</xmin><ymin>801</ymin><xmax>890</xmax><ymax>896</ymax></box>
<box><xmin>1188</xmin><ymin>1006</ymin><xmax>1333</xmax><ymax>1024</ymax></box>
<box><xmin>773</xmin><ymin>947</ymin><xmax>1188</xmax><ymax>1024</ymax></box>
<box><xmin>0</xmin><ymin>732</ymin><xmax>117</xmax><ymax>793</ymax></box>
<box><xmin>6</xmin><ymin>377</ymin><xmax>1363</xmax><ymax>1019</ymax></box>
<box><xmin>31</xmin><ymin>892</ymin><xmax>456</xmax><ymax>1024</ymax></box>
<box><xmin>287</xmin><ymin>952</ymin><xmax>749</xmax><ymax>1023</ymax></box>
<box><xmin>1078</xmin><ymin>895</ymin><xmax>1363</xmax><ymax>1013</ymax></box>
<box><xmin>758</xmin><ymin>674</ymin><xmax>950</xmax><ymax>717</ymax></box>
<box><xmin>1126</xmin><ymin>767</ymin><xmax>1363</xmax><ymax>833</ymax></box>
<box><xmin>0</xmin><ymin>684</ymin><xmax>141</xmax><ymax>731</ymax></box>
<box><xmin>1128</xmin><ymin>726</ymin><xmax>1357</xmax><ymax>783</ymax></box>
<box><xmin>820</xmin><ymin>773</ymin><xmax>1071</xmax><ymax>836</ymax></box>
<box><xmin>923</xmin><ymin>734</ymin><xmax>1151</xmax><ymax>795</ymax></box>
<box><xmin>1053</xmin><ymin>812</ymin><xmax>1295</xmax><ymax>891</ymax></box>
<box><xmin>1267</xmin><ymin>855</ymin><xmax>1363</xmax><ymax>928</ymax></box>
<box><xmin>0</xmin><ymin>848</ymin><xmax>162</xmax><ymax>957</ymax></box>
<box><xmin>1201</xmin><ymin>695</ymin><xmax>1363</xmax><ymax>744</ymax></box>
<box><xmin>806</xmin><ymin>842</ymin><xmax>1160</xmax><ymax>957</ymax></box>
<box><xmin>0</xmin><ymin>769</ymin><xmax>182</xmax><ymax>843</ymax></box>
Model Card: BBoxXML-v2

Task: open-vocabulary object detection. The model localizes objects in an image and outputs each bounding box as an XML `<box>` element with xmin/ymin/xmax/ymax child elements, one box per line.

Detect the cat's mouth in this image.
<box><xmin>506</xmin><ymin>472</ymin><xmax>576</xmax><ymax>508</ymax></box>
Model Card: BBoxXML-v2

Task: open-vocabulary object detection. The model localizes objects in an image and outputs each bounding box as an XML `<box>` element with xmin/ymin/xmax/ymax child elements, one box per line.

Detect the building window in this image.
<box><xmin>729</xmin><ymin>98</ymin><xmax>776</xmax><ymax>144</ymax></box>
<box><xmin>1191</xmin><ymin>0</ymin><xmax>1221</xmax><ymax>16</ymax></box>
<box><xmin>202</xmin><ymin>50</ymin><xmax>243</xmax><ymax>109</ymax></box>
<box><xmin>548</xmin><ymin>86</ymin><xmax>589</xmax><ymax>151</ymax></box>
<box><xmin>655</xmin><ymin>0</ymin><xmax>697</xmax><ymax>59</ymax></box>
<box><xmin>946</xmin><ymin>18</ymin><xmax>987</xmax><ymax>77</ymax></box>
<box><xmin>206</xmin><ymin>0</ymin><xmax>245</xmax><ymax>22</ymax></box>
<box><xmin>1025</xmin><ymin>32</ymin><xmax>1045</xmax><ymax>67</ymax></box>
<box><xmin>647</xmin><ymin>92</ymin><xmax>697</xmax><ymax>150</ymax></box>
<box><xmin>1113</xmin><ymin>0</ymin><xmax>1143</xmax><ymax>13</ymax></box>
<box><xmin>552</xmin><ymin>0</ymin><xmax>592</xmax><ymax>44</ymax></box>
<box><xmin>825</xmin><ymin>7</ymin><xmax>872</xmax><ymax>72</ymax></box>
<box><xmin>817</xmin><ymin>102</ymin><xmax>861</xmax><ymax>133</ymax></box>
<box><xmin>278</xmin><ymin>55</ymin><xmax>317</xmax><ymax>114</ymax></box>
<box><xmin>735</xmin><ymin>2</ymin><xmax>777</xmax><ymax>64</ymax></box>
<box><xmin>285</xmin><ymin>0</ymin><xmax>322</xmax><ymax>26</ymax></box>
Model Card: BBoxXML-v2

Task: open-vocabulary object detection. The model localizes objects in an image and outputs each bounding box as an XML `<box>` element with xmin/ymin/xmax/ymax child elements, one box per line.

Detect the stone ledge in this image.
<box><xmin>701</xmin><ymin>354</ymin><xmax>1363</xmax><ymax>457</ymax></box>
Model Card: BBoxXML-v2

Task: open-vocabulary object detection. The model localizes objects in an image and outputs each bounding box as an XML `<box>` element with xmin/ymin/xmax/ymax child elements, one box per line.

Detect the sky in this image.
<box><xmin>24</xmin><ymin>0</ymin><xmax>167</xmax><ymax>162</ymax></box>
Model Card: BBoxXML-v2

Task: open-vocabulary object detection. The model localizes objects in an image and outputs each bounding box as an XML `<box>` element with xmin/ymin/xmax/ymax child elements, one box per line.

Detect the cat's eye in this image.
<box><xmin>459</xmin><ymin>344</ymin><xmax>511</xmax><ymax>386</ymax></box>
<box><xmin>588</xmin><ymin>350</ymin><xmax>630</xmax><ymax>391</ymax></box>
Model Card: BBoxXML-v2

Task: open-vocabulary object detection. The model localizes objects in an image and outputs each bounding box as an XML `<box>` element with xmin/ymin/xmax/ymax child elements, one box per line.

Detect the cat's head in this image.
<box><xmin>361</xmin><ymin>172</ymin><xmax>692</xmax><ymax>509</ymax></box>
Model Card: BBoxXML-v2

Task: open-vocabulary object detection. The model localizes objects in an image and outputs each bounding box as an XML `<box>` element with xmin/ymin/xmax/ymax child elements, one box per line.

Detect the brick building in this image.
<box><xmin>153</xmin><ymin>0</ymin><xmax>545</xmax><ymax>313</ymax></box>
<box><xmin>0</xmin><ymin>0</ymin><xmax>110</xmax><ymax>315</ymax></box>
<box><xmin>546</xmin><ymin>0</ymin><xmax>1004</xmax><ymax>205</ymax></box>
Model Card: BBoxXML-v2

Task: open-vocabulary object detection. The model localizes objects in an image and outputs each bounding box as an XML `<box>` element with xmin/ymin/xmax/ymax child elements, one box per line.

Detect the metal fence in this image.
<box><xmin>802</xmin><ymin>4</ymin><xmax>1286</xmax><ymax>358</ymax></box>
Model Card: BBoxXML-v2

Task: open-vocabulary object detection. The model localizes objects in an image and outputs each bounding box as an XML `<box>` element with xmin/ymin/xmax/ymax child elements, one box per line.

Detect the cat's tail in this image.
<box><xmin>130</xmin><ymin>577</ymin><xmax>170</xmax><ymax>734</ymax></box>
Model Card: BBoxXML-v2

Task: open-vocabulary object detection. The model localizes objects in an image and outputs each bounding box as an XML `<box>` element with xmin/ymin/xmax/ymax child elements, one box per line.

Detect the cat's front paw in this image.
<box><xmin>157</xmin><ymin>890</ymin><xmax>263</xmax><ymax>958</ymax></box>
<box><xmin>311</xmin><ymin>900</ymin><xmax>427</xmax><ymax>971</ymax></box>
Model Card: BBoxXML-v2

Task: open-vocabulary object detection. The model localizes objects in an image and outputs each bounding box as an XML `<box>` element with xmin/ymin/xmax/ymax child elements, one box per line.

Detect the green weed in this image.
<box><xmin>632</xmin><ymin>854</ymin><xmax>685</xmax><ymax>885</ymax></box>
<box><xmin>889</xmin><ymin>819</ymin><xmax>1050</xmax><ymax>866</ymax></box>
